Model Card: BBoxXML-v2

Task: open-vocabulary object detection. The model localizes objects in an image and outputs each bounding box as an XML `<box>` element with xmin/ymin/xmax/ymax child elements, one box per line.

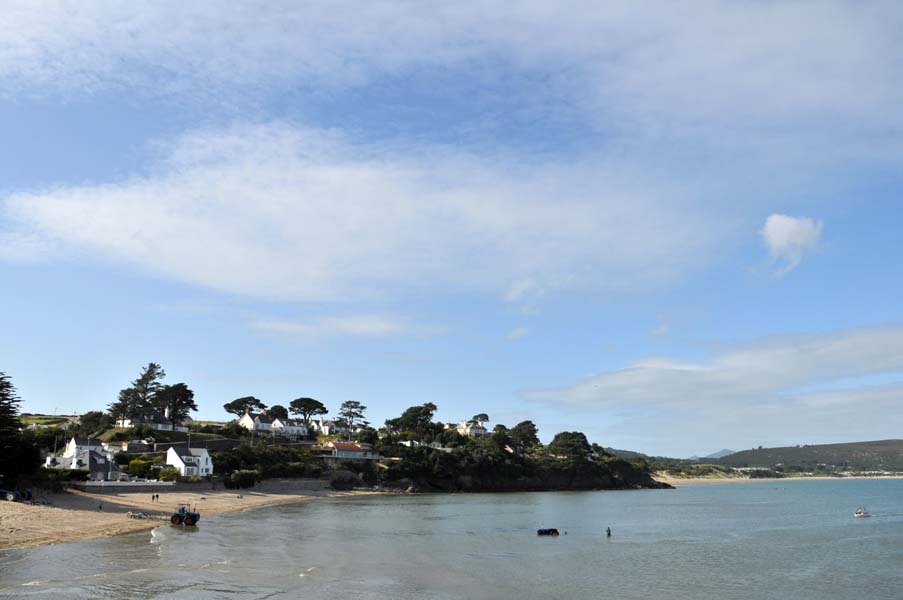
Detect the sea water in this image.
<box><xmin>2</xmin><ymin>479</ymin><xmax>902</xmax><ymax>599</ymax></box>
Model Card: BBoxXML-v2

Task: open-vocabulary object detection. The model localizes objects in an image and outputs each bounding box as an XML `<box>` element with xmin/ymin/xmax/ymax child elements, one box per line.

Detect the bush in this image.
<box><xmin>113</xmin><ymin>452</ymin><xmax>131</xmax><ymax>465</ymax></box>
<box><xmin>126</xmin><ymin>459</ymin><xmax>153</xmax><ymax>478</ymax></box>
<box><xmin>224</xmin><ymin>470</ymin><xmax>259</xmax><ymax>489</ymax></box>
<box><xmin>25</xmin><ymin>468</ymin><xmax>87</xmax><ymax>492</ymax></box>
<box><xmin>158</xmin><ymin>467</ymin><xmax>180</xmax><ymax>482</ymax></box>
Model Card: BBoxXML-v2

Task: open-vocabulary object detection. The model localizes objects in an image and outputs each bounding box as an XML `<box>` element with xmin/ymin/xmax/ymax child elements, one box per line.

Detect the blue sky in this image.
<box><xmin>2</xmin><ymin>2</ymin><xmax>903</xmax><ymax>457</ymax></box>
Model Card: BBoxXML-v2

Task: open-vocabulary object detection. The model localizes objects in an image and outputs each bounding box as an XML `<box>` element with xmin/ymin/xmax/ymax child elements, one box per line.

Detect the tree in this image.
<box><xmin>548</xmin><ymin>431</ymin><xmax>592</xmax><ymax>461</ymax></box>
<box><xmin>107</xmin><ymin>362</ymin><xmax>166</xmax><ymax>420</ymax></box>
<box><xmin>133</xmin><ymin>362</ymin><xmax>166</xmax><ymax>416</ymax></box>
<box><xmin>223</xmin><ymin>396</ymin><xmax>267</xmax><ymax>418</ymax></box>
<box><xmin>78</xmin><ymin>411</ymin><xmax>112</xmax><ymax>435</ymax></box>
<box><xmin>156</xmin><ymin>383</ymin><xmax>198</xmax><ymax>430</ymax></box>
<box><xmin>108</xmin><ymin>387</ymin><xmax>140</xmax><ymax>421</ymax></box>
<box><xmin>0</xmin><ymin>372</ymin><xmax>41</xmax><ymax>484</ymax></box>
<box><xmin>385</xmin><ymin>403</ymin><xmax>438</xmax><ymax>436</ymax></box>
<box><xmin>471</xmin><ymin>413</ymin><xmax>490</xmax><ymax>427</ymax></box>
<box><xmin>289</xmin><ymin>397</ymin><xmax>328</xmax><ymax>427</ymax></box>
<box><xmin>338</xmin><ymin>400</ymin><xmax>367</xmax><ymax>430</ymax></box>
<box><xmin>510</xmin><ymin>420</ymin><xmax>540</xmax><ymax>454</ymax></box>
<box><xmin>491</xmin><ymin>424</ymin><xmax>511</xmax><ymax>449</ymax></box>
<box><xmin>268</xmin><ymin>404</ymin><xmax>289</xmax><ymax>421</ymax></box>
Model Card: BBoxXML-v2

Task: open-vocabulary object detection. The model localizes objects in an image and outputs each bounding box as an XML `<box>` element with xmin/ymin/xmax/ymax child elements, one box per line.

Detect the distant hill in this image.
<box><xmin>716</xmin><ymin>440</ymin><xmax>903</xmax><ymax>471</ymax></box>
<box><xmin>704</xmin><ymin>449</ymin><xmax>735</xmax><ymax>459</ymax></box>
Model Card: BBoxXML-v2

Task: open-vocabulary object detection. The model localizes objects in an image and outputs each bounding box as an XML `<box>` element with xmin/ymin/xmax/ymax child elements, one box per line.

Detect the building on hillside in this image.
<box><xmin>310</xmin><ymin>418</ymin><xmax>348</xmax><ymax>437</ymax></box>
<box><xmin>115</xmin><ymin>409</ymin><xmax>189</xmax><ymax>432</ymax></box>
<box><xmin>238</xmin><ymin>411</ymin><xmax>273</xmax><ymax>434</ymax></box>
<box><xmin>166</xmin><ymin>446</ymin><xmax>214</xmax><ymax>477</ymax></box>
<box><xmin>63</xmin><ymin>437</ymin><xmax>106</xmax><ymax>458</ymax></box>
<box><xmin>102</xmin><ymin>439</ymin><xmax>154</xmax><ymax>455</ymax></box>
<box><xmin>323</xmin><ymin>441</ymin><xmax>380</xmax><ymax>463</ymax></box>
<box><xmin>271</xmin><ymin>418</ymin><xmax>308</xmax><ymax>440</ymax></box>
<box><xmin>453</xmin><ymin>420</ymin><xmax>490</xmax><ymax>438</ymax></box>
<box><xmin>398</xmin><ymin>440</ymin><xmax>445</xmax><ymax>449</ymax></box>
<box><xmin>44</xmin><ymin>438</ymin><xmax>121</xmax><ymax>481</ymax></box>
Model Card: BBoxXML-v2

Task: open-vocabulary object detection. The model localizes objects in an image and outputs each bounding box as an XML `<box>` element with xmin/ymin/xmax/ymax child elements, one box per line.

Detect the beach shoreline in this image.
<box><xmin>654</xmin><ymin>473</ymin><xmax>903</xmax><ymax>486</ymax></box>
<box><xmin>0</xmin><ymin>479</ymin><xmax>387</xmax><ymax>551</ymax></box>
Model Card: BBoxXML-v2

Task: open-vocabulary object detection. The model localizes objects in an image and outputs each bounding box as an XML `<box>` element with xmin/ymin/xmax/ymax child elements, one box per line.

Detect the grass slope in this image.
<box><xmin>717</xmin><ymin>439</ymin><xmax>903</xmax><ymax>471</ymax></box>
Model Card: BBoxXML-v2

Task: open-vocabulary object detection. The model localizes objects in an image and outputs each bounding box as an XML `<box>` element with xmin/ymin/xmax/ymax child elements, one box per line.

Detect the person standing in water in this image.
<box><xmin>606</xmin><ymin>527</ymin><xmax>611</xmax><ymax>538</ymax></box>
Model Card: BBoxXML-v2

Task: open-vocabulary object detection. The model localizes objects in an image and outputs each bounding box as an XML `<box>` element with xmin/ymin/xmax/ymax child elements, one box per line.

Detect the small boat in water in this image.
<box><xmin>537</xmin><ymin>528</ymin><xmax>560</xmax><ymax>536</ymax></box>
<box><xmin>854</xmin><ymin>507</ymin><xmax>871</xmax><ymax>518</ymax></box>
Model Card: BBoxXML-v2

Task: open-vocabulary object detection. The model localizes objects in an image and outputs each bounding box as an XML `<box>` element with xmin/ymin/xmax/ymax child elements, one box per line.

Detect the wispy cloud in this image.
<box><xmin>1</xmin><ymin>122</ymin><xmax>720</xmax><ymax>301</ymax></box>
<box><xmin>523</xmin><ymin>325</ymin><xmax>903</xmax><ymax>451</ymax></box>
<box><xmin>761</xmin><ymin>214</ymin><xmax>823</xmax><ymax>274</ymax></box>
<box><xmin>1</xmin><ymin>3</ymin><xmax>901</xmax><ymax>158</ymax></box>
<box><xmin>251</xmin><ymin>314</ymin><xmax>446</xmax><ymax>339</ymax></box>
<box><xmin>507</xmin><ymin>327</ymin><xmax>529</xmax><ymax>340</ymax></box>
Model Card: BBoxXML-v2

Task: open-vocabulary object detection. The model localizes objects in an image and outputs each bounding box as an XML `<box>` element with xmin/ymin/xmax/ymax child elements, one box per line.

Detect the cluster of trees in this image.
<box><xmin>222</xmin><ymin>395</ymin><xmax>368</xmax><ymax>432</ymax></box>
<box><xmin>107</xmin><ymin>363</ymin><xmax>198</xmax><ymax>431</ymax></box>
<box><xmin>0</xmin><ymin>372</ymin><xmax>41</xmax><ymax>485</ymax></box>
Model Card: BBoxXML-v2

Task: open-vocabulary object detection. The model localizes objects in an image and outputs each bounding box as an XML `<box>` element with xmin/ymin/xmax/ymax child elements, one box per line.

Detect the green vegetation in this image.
<box><xmin>0</xmin><ymin>372</ymin><xmax>41</xmax><ymax>485</ymax></box>
<box><xmin>158</xmin><ymin>467</ymin><xmax>180</xmax><ymax>481</ymax></box>
<box><xmin>223</xmin><ymin>396</ymin><xmax>266</xmax><ymax>418</ymax></box>
<box><xmin>716</xmin><ymin>440</ymin><xmax>903</xmax><ymax>472</ymax></box>
<box><xmin>659</xmin><ymin>464</ymin><xmax>736</xmax><ymax>478</ymax></box>
<box><xmin>212</xmin><ymin>444</ymin><xmax>324</xmax><ymax>478</ymax></box>
<box><xmin>289</xmin><ymin>397</ymin><xmax>327</xmax><ymax>426</ymax></box>
<box><xmin>224</xmin><ymin>469</ymin><xmax>259</xmax><ymax>489</ymax></box>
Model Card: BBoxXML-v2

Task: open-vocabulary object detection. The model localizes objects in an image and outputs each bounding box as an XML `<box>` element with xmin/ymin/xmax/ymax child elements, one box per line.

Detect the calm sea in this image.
<box><xmin>2</xmin><ymin>480</ymin><xmax>903</xmax><ymax>599</ymax></box>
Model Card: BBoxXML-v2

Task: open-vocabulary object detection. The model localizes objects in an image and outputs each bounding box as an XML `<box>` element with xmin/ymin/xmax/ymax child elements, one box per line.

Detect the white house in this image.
<box><xmin>311</xmin><ymin>418</ymin><xmax>348</xmax><ymax>437</ymax></box>
<box><xmin>238</xmin><ymin>411</ymin><xmax>273</xmax><ymax>433</ymax></box>
<box><xmin>454</xmin><ymin>420</ymin><xmax>489</xmax><ymax>438</ymax></box>
<box><xmin>63</xmin><ymin>437</ymin><xmax>106</xmax><ymax>458</ymax></box>
<box><xmin>399</xmin><ymin>440</ymin><xmax>445</xmax><ymax>449</ymax></box>
<box><xmin>271</xmin><ymin>418</ymin><xmax>308</xmax><ymax>439</ymax></box>
<box><xmin>45</xmin><ymin>440</ymin><xmax>120</xmax><ymax>481</ymax></box>
<box><xmin>166</xmin><ymin>446</ymin><xmax>214</xmax><ymax>477</ymax></box>
<box><xmin>116</xmin><ymin>409</ymin><xmax>189</xmax><ymax>432</ymax></box>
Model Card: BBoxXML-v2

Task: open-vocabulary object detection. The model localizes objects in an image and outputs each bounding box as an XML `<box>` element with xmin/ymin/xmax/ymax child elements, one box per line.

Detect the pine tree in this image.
<box><xmin>0</xmin><ymin>372</ymin><xmax>40</xmax><ymax>484</ymax></box>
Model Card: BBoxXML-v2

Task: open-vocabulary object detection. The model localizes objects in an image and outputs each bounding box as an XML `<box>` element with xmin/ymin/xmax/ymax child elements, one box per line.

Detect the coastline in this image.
<box><xmin>0</xmin><ymin>479</ymin><xmax>386</xmax><ymax>552</ymax></box>
<box><xmin>654</xmin><ymin>472</ymin><xmax>903</xmax><ymax>486</ymax></box>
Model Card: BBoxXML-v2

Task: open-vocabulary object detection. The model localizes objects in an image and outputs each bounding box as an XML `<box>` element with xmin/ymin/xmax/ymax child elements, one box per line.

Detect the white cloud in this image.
<box><xmin>507</xmin><ymin>327</ymin><xmax>529</xmax><ymax>340</ymax></box>
<box><xmin>251</xmin><ymin>314</ymin><xmax>445</xmax><ymax>338</ymax></box>
<box><xmin>1</xmin><ymin>3</ymin><xmax>901</xmax><ymax>157</ymax></box>
<box><xmin>1</xmin><ymin>122</ymin><xmax>719</xmax><ymax>301</ymax></box>
<box><xmin>761</xmin><ymin>214</ymin><xmax>823</xmax><ymax>274</ymax></box>
<box><xmin>523</xmin><ymin>325</ymin><xmax>903</xmax><ymax>453</ymax></box>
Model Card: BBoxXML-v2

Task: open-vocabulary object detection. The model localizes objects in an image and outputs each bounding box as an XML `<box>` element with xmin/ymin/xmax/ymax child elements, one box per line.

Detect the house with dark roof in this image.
<box><xmin>238</xmin><ymin>410</ymin><xmax>273</xmax><ymax>434</ymax></box>
<box><xmin>44</xmin><ymin>436</ymin><xmax>121</xmax><ymax>480</ymax></box>
<box><xmin>166</xmin><ymin>446</ymin><xmax>214</xmax><ymax>477</ymax></box>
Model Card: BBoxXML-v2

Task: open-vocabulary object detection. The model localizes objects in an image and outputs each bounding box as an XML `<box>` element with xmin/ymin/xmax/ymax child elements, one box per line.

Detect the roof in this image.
<box><xmin>332</xmin><ymin>442</ymin><xmax>367</xmax><ymax>452</ymax></box>
<box><xmin>72</xmin><ymin>437</ymin><xmax>102</xmax><ymax>446</ymax></box>
<box><xmin>170</xmin><ymin>446</ymin><xmax>197</xmax><ymax>462</ymax></box>
<box><xmin>245</xmin><ymin>411</ymin><xmax>273</xmax><ymax>424</ymax></box>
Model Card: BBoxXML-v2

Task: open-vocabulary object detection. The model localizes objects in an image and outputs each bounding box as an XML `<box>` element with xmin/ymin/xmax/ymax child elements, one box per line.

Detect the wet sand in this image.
<box><xmin>0</xmin><ymin>479</ymin><xmax>384</xmax><ymax>551</ymax></box>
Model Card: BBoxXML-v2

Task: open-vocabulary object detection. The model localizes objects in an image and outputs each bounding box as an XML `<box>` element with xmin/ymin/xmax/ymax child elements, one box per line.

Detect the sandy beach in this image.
<box><xmin>0</xmin><ymin>480</ymin><xmax>383</xmax><ymax>551</ymax></box>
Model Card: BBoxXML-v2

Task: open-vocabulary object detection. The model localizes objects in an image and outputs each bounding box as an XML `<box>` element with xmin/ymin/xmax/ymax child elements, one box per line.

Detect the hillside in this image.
<box><xmin>717</xmin><ymin>439</ymin><xmax>903</xmax><ymax>471</ymax></box>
